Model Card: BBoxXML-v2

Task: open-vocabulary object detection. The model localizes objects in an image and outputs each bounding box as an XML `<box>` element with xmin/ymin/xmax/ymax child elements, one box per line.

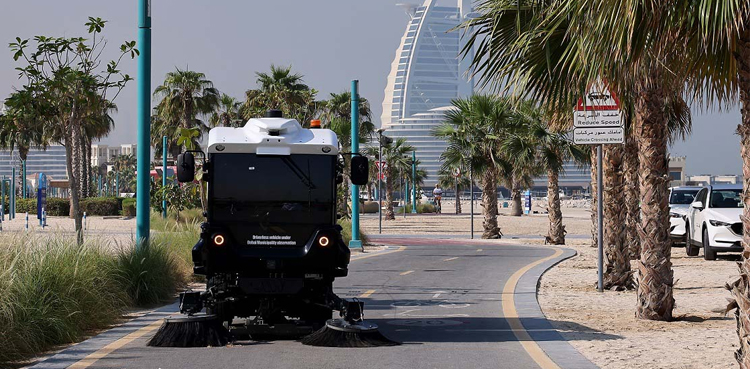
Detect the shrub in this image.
<box><xmin>115</xmin><ymin>240</ymin><xmax>188</xmax><ymax>306</ymax></box>
<box><xmin>14</xmin><ymin>197</ymin><xmax>70</xmax><ymax>216</ymax></box>
<box><xmin>122</xmin><ymin>198</ymin><xmax>136</xmax><ymax>217</ymax></box>
<box><xmin>0</xmin><ymin>235</ymin><xmax>128</xmax><ymax>364</ymax></box>
<box><xmin>338</xmin><ymin>219</ymin><xmax>370</xmax><ymax>246</ymax></box>
<box><xmin>400</xmin><ymin>203</ymin><xmax>436</xmax><ymax>214</ymax></box>
<box><xmin>80</xmin><ymin>197</ymin><xmax>120</xmax><ymax>216</ymax></box>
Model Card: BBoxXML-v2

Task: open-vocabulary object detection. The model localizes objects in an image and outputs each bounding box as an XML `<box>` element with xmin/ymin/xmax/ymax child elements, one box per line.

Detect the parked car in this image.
<box><xmin>668</xmin><ymin>186</ymin><xmax>702</xmax><ymax>246</ymax></box>
<box><xmin>686</xmin><ymin>184</ymin><xmax>743</xmax><ymax>260</ymax></box>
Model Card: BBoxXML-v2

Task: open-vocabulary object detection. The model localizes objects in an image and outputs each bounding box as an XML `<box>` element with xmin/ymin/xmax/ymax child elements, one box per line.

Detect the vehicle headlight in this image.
<box><xmin>669</xmin><ymin>212</ymin><xmax>683</xmax><ymax>219</ymax></box>
<box><xmin>709</xmin><ymin>220</ymin><xmax>731</xmax><ymax>227</ymax></box>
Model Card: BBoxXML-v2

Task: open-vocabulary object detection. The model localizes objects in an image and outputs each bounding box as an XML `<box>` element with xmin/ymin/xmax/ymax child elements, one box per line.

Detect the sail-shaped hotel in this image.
<box><xmin>380</xmin><ymin>0</ymin><xmax>474</xmax><ymax>188</ymax></box>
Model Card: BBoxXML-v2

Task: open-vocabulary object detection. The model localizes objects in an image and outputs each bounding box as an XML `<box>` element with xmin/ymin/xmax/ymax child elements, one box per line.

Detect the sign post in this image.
<box><xmin>573</xmin><ymin>82</ymin><xmax>623</xmax><ymax>293</ymax></box>
<box><xmin>523</xmin><ymin>190</ymin><xmax>532</xmax><ymax>215</ymax></box>
<box><xmin>37</xmin><ymin>173</ymin><xmax>46</xmax><ymax>226</ymax></box>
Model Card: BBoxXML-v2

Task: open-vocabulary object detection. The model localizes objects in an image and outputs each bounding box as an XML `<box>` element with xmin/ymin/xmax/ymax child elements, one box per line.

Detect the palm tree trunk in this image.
<box><xmin>590</xmin><ymin>148</ymin><xmax>598</xmax><ymax>248</ymax></box>
<box><xmin>510</xmin><ymin>180</ymin><xmax>522</xmax><ymax>216</ymax></box>
<box><xmin>729</xmin><ymin>24</ymin><xmax>750</xmax><ymax>368</ymax></box>
<box><xmin>546</xmin><ymin>170</ymin><xmax>565</xmax><ymax>245</ymax></box>
<box><xmin>603</xmin><ymin>144</ymin><xmax>633</xmax><ymax>290</ymax></box>
<box><xmin>624</xmin><ymin>132</ymin><xmax>641</xmax><ymax>259</ymax></box>
<box><xmin>481</xmin><ymin>168</ymin><xmax>501</xmax><ymax>239</ymax></box>
<box><xmin>385</xmin><ymin>169</ymin><xmax>395</xmax><ymax>220</ymax></box>
<box><xmin>634</xmin><ymin>76</ymin><xmax>673</xmax><ymax>321</ymax></box>
<box><xmin>67</xmin><ymin>117</ymin><xmax>84</xmax><ymax>245</ymax></box>
<box><xmin>455</xmin><ymin>181</ymin><xmax>461</xmax><ymax>214</ymax></box>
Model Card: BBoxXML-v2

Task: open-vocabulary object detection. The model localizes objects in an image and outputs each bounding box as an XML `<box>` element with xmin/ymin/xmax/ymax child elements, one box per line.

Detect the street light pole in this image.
<box><xmin>470</xmin><ymin>167</ymin><xmax>474</xmax><ymax>239</ymax></box>
<box><xmin>349</xmin><ymin>80</ymin><xmax>362</xmax><ymax>249</ymax></box>
<box><xmin>411</xmin><ymin>151</ymin><xmax>417</xmax><ymax>214</ymax></box>
<box><xmin>162</xmin><ymin>135</ymin><xmax>167</xmax><ymax>219</ymax></box>
<box><xmin>22</xmin><ymin>160</ymin><xmax>26</xmax><ymax>199</ymax></box>
<box><xmin>377</xmin><ymin>129</ymin><xmax>384</xmax><ymax>234</ymax></box>
<box><xmin>135</xmin><ymin>0</ymin><xmax>152</xmax><ymax>247</ymax></box>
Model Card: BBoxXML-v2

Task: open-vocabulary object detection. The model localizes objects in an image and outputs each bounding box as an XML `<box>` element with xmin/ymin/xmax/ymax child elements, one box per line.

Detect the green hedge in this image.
<box><xmin>80</xmin><ymin>197</ymin><xmax>120</xmax><ymax>216</ymax></box>
<box><xmin>16</xmin><ymin>198</ymin><xmax>71</xmax><ymax>216</ymax></box>
<box><xmin>122</xmin><ymin>198</ymin><xmax>136</xmax><ymax>217</ymax></box>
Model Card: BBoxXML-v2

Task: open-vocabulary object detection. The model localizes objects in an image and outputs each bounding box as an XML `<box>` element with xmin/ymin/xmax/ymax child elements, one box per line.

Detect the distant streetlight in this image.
<box><xmin>377</xmin><ymin>128</ymin><xmax>391</xmax><ymax>234</ymax></box>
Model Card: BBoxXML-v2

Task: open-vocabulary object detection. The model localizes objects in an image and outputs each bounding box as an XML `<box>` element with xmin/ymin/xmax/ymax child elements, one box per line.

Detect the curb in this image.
<box><xmin>28</xmin><ymin>302</ymin><xmax>178</xmax><ymax>369</ymax></box>
<box><xmin>514</xmin><ymin>247</ymin><xmax>599</xmax><ymax>369</ymax></box>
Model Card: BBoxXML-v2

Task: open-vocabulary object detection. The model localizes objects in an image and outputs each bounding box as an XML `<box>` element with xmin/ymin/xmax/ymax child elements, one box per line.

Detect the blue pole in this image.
<box><xmin>162</xmin><ymin>135</ymin><xmax>167</xmax><ymax>219</ymax></box>
<box><xmin>1</xmin><ymin>177</ymin><xmax>4</xmax><ymax>221</ymax></box>
<box><xmin>136</xmin><ymin>0</ymin><xmax>152</xmax><ymax>247</ymax></box>
<box><xmin>22</xmin><ymin>160</ymin><xmax>26</xmax><ymax>198</ymax></box>
<box><xmin>411</xmin><ymin>151</ymin><xmax>417</xmax><ymax>213</ymax></box>
<box><xmin>11</xmin><ymin>167</ymin><xmax>15</xmax><ymax>219</ymax></box>
<box><xmin>98</xmin><ymin>174</ymin><xmax>102</xmax><ymax>197</ymax></box>
<box><xmin>116</xmin><ymin>171</ymin><xmax>119</xmax><ymax>196</ymax></box>
<box><xmin>349</xmin><ymin>80</ymin><xmax>362</xmax><ymax>249</ymax></box>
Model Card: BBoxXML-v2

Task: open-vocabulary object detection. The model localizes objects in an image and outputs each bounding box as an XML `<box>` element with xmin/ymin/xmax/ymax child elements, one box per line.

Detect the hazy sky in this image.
<box><xmin>0</xmin><ymin>0</ymin><xmax>743</xmax><ymax>176</ymax></box>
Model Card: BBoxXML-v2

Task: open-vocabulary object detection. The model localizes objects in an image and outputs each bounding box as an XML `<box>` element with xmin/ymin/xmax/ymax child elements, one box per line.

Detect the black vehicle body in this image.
<box><xmin>188</xmin><ymin>152</ymin><xmax>351</xmax><ymax>328</ymax></box>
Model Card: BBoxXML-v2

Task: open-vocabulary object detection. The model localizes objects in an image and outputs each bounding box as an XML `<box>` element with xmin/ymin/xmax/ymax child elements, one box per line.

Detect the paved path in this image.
<box><xmin>32</xmin><ymin>238</ymin><xmax>597</xmax><ymax>369</ymax></box>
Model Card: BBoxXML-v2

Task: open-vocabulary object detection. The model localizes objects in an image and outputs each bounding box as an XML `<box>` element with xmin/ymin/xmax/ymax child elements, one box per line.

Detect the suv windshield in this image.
<box><xmin>709</xmin><ymin>189</ymin><xmax>742</xmax><ymax>208</ymax></box>
<box><xmin>669</xmin><ymin>189</ymin><xmax>699</xmax><ymax>205</ymax></box>
<box><xmin>209</xmin><ymin>153</ymin><xmax>335</xmax><ymax>246</ymax></box>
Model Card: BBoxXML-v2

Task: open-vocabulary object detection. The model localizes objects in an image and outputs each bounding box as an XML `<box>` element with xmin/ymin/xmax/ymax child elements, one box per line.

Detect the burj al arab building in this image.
<box><xmin>381</xmin><ymin>0</ymin><xmax>474</xmax><ymax>188</ymax></box>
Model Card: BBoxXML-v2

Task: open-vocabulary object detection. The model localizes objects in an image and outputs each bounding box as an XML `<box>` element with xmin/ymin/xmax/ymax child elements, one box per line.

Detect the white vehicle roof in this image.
<box><xmin>207</xmin><ymin>117</ymin><xmax>339</xmax><ymax>156</ymax></box>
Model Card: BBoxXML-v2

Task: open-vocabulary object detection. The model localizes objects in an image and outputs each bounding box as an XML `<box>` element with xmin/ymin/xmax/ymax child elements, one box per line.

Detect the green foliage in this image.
<box><xmin>150</xmin><ymin>209</ymin><xmax>204</xmax><ymax>232</ymax></box>
<box><xmin>151</xmin><ymin>181</ymin><xmax>201</xmax><ymax>219</ymax></box>
<box><xmin>338</xmin><ymin>219</ymin><xmax>370</xmax><ymax>246</ymax></box>
<box><xmin>114</xmin><ymin>240</ymin><xmax>187</xmax><ymax>306</ymax></box>
<box><xmin>79</xmin><ymin>197</ymin><xmax>120</xmax><ymax>216</ymax></box>
<box><xmin>122</xmin><ymin>198</ymin><xmax>136</xmax><ymax>216</ymax></box>
<box><xmin>400</xmin><ymin>203</ymin><xmax>437</xmax><ymax>214</ymax></box>
<box><xmin>0</xmin><ymin>235</ymin><xmax>128</xmax><ymax>364</ymax></box>
<box><xmin>239</xmin><ymin>65</ymin><xmax>319</xmax><ymax>126</ymax></box>
<box><xmin>15</xmin><ymin>197</ymin><xmax>70</xmax><ymax>216</ymax></box>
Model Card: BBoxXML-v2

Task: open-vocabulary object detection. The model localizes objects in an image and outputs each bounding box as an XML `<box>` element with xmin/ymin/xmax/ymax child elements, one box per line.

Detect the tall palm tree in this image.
<box><xmin>241</xmin><ymin>65</ymin><xmax>319</xmax><ymax>125</ymax></box>
<box><xmin>503</xmin><ymin>101</ymin><xmax>588</xmax><ymax>245</ymax></box>
<box><xmin>461</xmin><ymin>0</ymin><xmax>701</xmax><ymax>320</ymax></box>
<box><xmin>436</xmin><ymin>95</ymin><xmax>514</xmax><ymax>239</ymax></box>
<box><xmin>210</xmin><ymin>94</ymin><xmax>242</xmax><ymax>127</ymax></box>
<box><xmin>153</xmin><ymin>68</ymin><xmax>220</xmax><ymax>156</ymax></box>
<box><xmin>437</xmin><ymin>166</ymin><xmax>471</xmax><ymax>214</ymax></box>
<box><xmin>324</xmin><ymin>91</ymin><xmax>372</xmax><ymax>124</ymax></box>
<box><xmin>381</xmin><ymin>138</ymin><xmax>415</xmax><ymax>220</ymax></box>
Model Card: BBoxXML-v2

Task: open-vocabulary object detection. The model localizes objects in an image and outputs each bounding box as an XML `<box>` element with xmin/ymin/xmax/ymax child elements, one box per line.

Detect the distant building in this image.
<box><xmin>686</xmin><ymin>174</ymin><xmax>739</xmax><ymax>186</ymax></box>
<box><xmin>0</xmin><ymin>145</ymin><xmax>68</xmax><ymax>180</ymax></box>
<box><xmin>381</xmin><ymin>0</ymin><xmax>473</xmax><ymax>187</ymax></box>
<box><xmin>91</xmin><ymin>144</ymin><xmax>137</xmax><ymax>167</ymax></box>
<box><xmin>669</xmin><ymin>156</ymin><xmax>687</xmax><ymax>186</ymax></box>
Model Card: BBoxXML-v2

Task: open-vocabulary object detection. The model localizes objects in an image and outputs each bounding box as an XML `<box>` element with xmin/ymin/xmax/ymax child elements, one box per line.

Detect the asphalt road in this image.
<box><xmin>34</xmin><ymin>238</ymin><xmax>593</xmax><ymax>369</ymax></box>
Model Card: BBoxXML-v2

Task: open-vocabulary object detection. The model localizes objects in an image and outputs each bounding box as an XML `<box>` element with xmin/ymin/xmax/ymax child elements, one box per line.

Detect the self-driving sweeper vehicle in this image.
<box><xmin>148</xmin><ymin>110</ymin><xmax>396</xmax><ymax>347</ymax></box>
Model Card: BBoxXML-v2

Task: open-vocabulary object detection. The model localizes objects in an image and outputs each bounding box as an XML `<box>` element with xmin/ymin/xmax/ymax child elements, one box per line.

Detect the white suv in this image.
<box><xmin>686</xmin><ymin>184</ymin><xmax>744</xmax><ymax>260</ymax></box>
<box><xmin>668</xmin><ymin>186</ymin><xmax>702</xmax><ymax>246</ymax></box>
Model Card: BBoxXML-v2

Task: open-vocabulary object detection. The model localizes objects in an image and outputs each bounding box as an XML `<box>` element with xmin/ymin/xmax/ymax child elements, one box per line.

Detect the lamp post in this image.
<box><xmin>411</xmin><ymin>151</ymin><xmax>417</xmax><ymax>214</ymax></box>
<box><xmin>349</xmin><ymin>80</ymin><xmax>362</xmax><ymax>249</ymax></box>
<box><xmin>377</xmin><ymin>129</ymin><xmax>390</xmax><ymax>234</ymax></box>
<box><xmin>22</xmin><ymin>160</ymin><xmax>26</xmax><ymax>198</ymax></box>
<box><xmin>162</xmin><ymin>135</ymin><xmax>167</xmax><ymax>219</ymax></box>
<box><xmin>135</xmin><ymin>0</ymin><xmax>152</xmax><ymax>247</ymax></box>
<box><xmin>11</xmin><ymin>167</ymin><xmax>15</xmax><ymax>219</ymax></box>
<box><xmin>470</xmin><ymin>167</ymin><xmax>474</xmax><ymax>239</ymax></box>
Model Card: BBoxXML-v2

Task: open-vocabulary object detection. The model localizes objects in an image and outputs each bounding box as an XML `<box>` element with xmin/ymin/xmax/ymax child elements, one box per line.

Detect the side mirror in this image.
<box><xmin>691</xmin><ymin>201</ymin><xmax>704</xmax><ymax>210</ymax></box>
<box><xmin>350</xmin><ymin>156</ymin><xmax>369</xmax><ymax>186</ymax></box>
<box><xmin>177</xmin><ymin>152</ymin><xmax>195</xmax><ymax>183</ymax></box>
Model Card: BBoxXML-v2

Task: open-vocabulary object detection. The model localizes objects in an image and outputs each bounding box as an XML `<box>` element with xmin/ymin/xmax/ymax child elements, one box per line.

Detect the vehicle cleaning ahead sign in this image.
<box><xmin>573</xmin><ymin>82</ymin><xmax>624</xmax><ymax>144</ymax></box>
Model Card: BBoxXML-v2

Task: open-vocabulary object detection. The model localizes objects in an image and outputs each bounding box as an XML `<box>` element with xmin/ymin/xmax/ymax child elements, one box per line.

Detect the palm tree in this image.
<box><xmin>0</xmin><ymin>90</ymin><xmax>45</xmax><ymax>163</ymax></box>
<box><xmin>153</xmin><ymin>68</ymin><xmax>220</xmax><ymax>156</ymax></box>
<box><xmin>241</xmin><ymin>65</ymin><xmax>319</xmax><ymax>124</ymax></box>
<box><xmin>436</xmin><ymin>95</ymin><xmax>514</xmax><ymax>239</ymax></box>
<box><xmin>210</xmin><ymin>94</ymin><xmax>242</xmax><ymax>127</ymax></box>
<box><xmin>437</xmin><ymin>166</ymin><xmax>471</xmax><ymax>214</ymax></box>
<box><xmin>324</xmin><ymin>92</ymin><xmax>372</xmax><ymax>124</ymax></box>
<box><xmin>381</xmin><ymin>138</ymin><xmax>415</xmax><ymax>220</ymax></box>
<box><xmin>461</xmin><ymin>0</ymin><xmax>700</xmax><ymax>320</ymax></box>
<box><xmin>503</xmin><ymin>101</ymin><xmax>588</xmax><ymax>245</ymax></box>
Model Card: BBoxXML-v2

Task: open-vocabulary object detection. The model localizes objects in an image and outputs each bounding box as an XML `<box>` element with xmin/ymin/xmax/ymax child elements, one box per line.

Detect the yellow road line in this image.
<box><xmin>351</xmin><ymin>246</ymin><xmax>407</xmax><ymax>261</ymax></box>
<box><xmin>502</xmin><ymin>248</ymin><xmax>564</xmax><ymax>369</ymax></box>
<box><xmin>400</xmin><ymin>270</ymin><xmax>414</xmax><ymax>275</ymax></box>
<box><xmin>68</xmin><ymin>319</ymin><xmax>164</xmax><ymax>369</ymax></box>
<box><xmin>443</xmin><ymin>257</ymin><xmax>459</xmax><ymax>261</ymax></box>
<box><xmin>69</xmin><ymin>244</ymin><xmax>407</xmax><ymax>367</ymax></box>
<box><xmin>359</xmin><ymin>289</ymin><xmax>376</xmax><ymax>298</ymax></box>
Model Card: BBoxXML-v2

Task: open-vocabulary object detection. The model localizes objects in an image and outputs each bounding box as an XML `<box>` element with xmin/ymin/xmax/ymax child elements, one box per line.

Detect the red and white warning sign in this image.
<box><xmin>573</xmin><ymin>81</ymin><xmax>624</xmax><ymax>144</ymax></box>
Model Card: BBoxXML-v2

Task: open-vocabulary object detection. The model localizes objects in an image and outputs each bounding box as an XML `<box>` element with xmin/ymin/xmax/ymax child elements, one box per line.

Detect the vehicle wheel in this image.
<box><xmin>703</xmin><ymin>227</ymin><xmax>717</xmax><ymax>261</ymax></box>
<box><xmin>685</xmin><ymin>223</ymin><xmax>699</xmax><ymax>256</ymax></box>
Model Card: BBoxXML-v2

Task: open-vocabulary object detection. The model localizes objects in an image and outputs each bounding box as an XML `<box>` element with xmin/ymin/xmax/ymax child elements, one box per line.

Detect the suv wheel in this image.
<box><xmin>685</xmin><ymin>223</ymin><xmax>699</xmax><ymax>256</ymax></box>
<box><xmin>703</xmin><ymin>227</ymin><xmax>717</xmax><ymax>261</ymax></box>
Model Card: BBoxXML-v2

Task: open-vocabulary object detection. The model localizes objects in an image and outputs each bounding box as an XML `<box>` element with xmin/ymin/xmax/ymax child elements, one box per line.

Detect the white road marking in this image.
<box><xmin>443</xmin><ymin>257</ymin><xmax>459</xmax><ymax>261</ymax></box>
<box><xmin>400</xmin><ymin>270</ymin><xmax>414</xmax><ymax>275</ymax></box>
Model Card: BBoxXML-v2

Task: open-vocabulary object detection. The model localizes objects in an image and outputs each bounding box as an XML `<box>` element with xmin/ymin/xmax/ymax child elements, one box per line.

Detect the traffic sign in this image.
<box><xmin>574</xmin><ymin>109</ymin><xmax>622</xmax><ymax>128</ymax></box>
<box><xmin>573</xmin><ymin>127</ymin><xmax>624</xmax><ymax>144</ymax></box>
<box><xmin>575</xmin><ymin>81</ymin><xmax>620</xmax><ymax>111</ymax></box>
